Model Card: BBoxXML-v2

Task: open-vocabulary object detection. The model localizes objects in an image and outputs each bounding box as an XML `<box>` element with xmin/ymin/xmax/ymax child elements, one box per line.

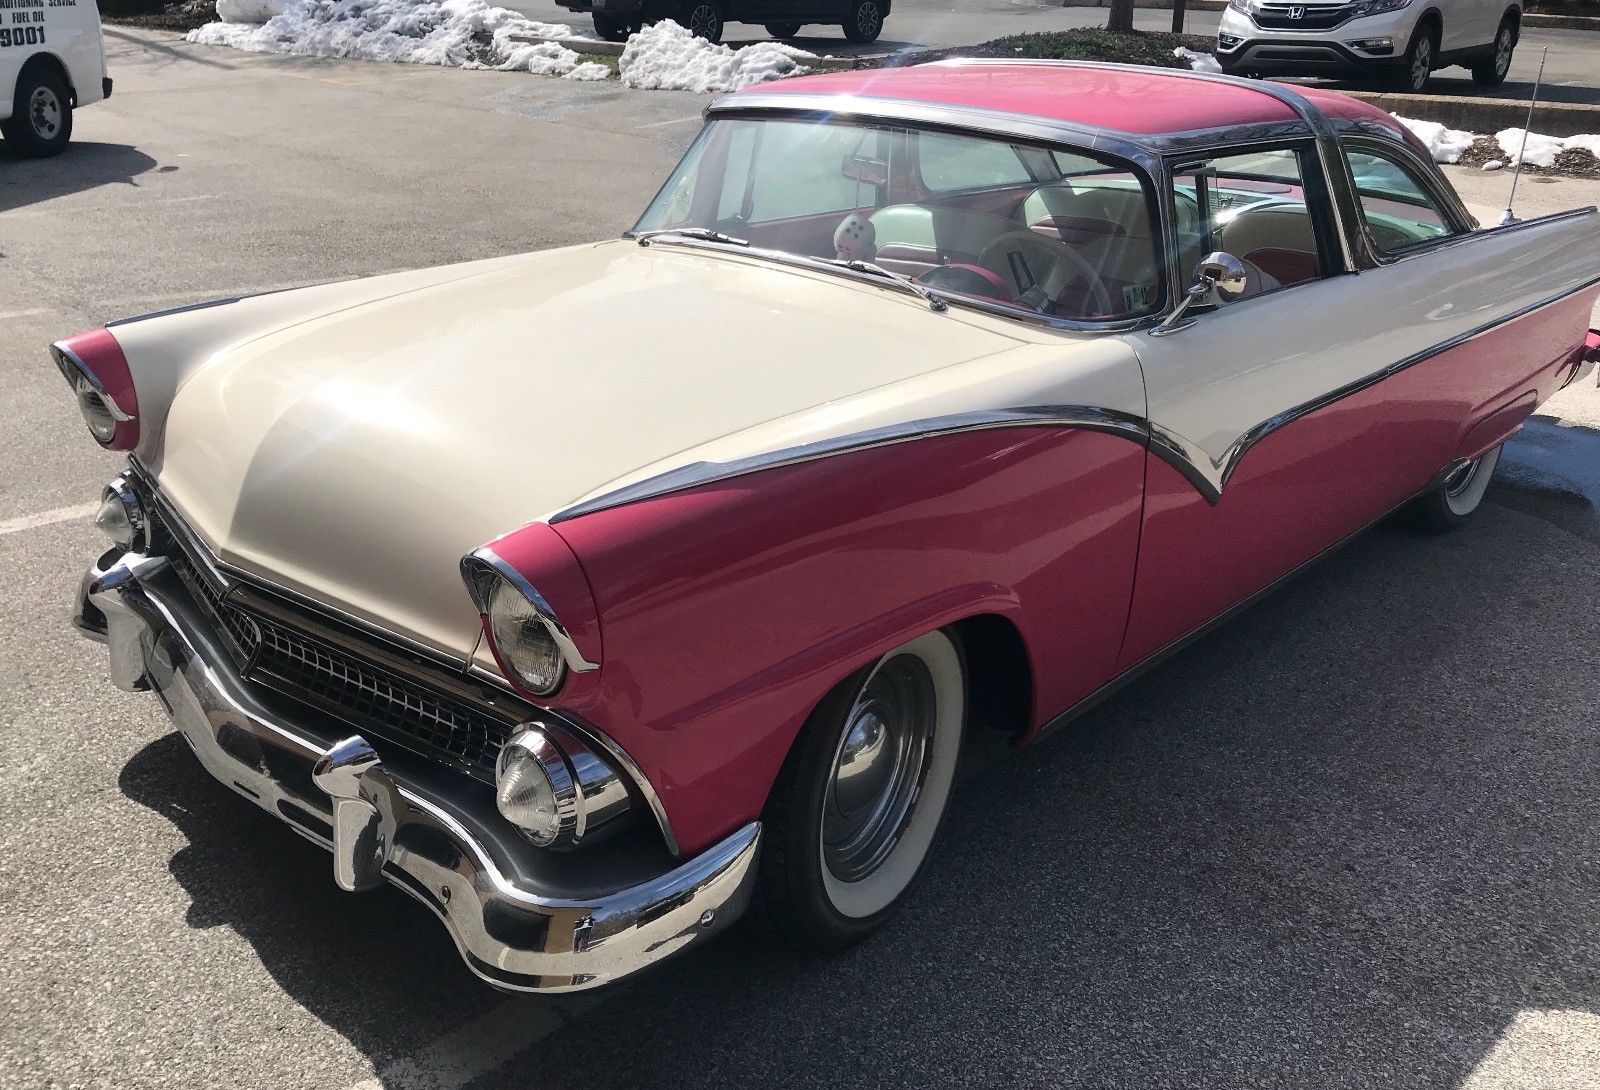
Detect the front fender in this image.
<box><xmin>549</xmin><ymin>424</ymin><xmax>1146</xmax><ymax>856</ymax></box>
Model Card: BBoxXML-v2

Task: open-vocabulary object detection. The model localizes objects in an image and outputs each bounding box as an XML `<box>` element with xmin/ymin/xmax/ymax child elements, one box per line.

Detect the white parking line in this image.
<box><xmin>0</xmin><ymin>502</ymin><xmax>98</xmax><ymax>538</ymax></box>
<box><xmin>342</xmin><ymin>992</ymin><xmax>606</xmax><ymax>1090</ymax></box>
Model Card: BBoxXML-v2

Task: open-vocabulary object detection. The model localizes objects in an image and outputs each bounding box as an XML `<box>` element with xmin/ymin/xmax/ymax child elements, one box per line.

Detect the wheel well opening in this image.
<box><xmin>1417</xmin><ymin>9</ymin><xmax>1443</xmax><ymax>39</ymax></box>
<box><xmin>1502</xmin><ymin>7</ymin><xmax>1520</xmax><ymax>32</ymax></box>
<box><xmin>952</xmin><ymin>614</ymin><xmax>1032</xmax><ymax>738</ymax></box>
<box><xmin>19</xmin><ymin>52</ymin><xmax>75</xmax><ymax>106</ymax></box>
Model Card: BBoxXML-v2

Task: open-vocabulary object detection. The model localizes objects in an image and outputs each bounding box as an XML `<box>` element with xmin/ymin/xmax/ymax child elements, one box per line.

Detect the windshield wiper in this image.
<box><xmin>827</xmin><ymin>258</ymin><xmax>948</xmax><ymax>312</ymax></box>
<box><xmin>633</xmin><ymin>227</ymin><xmax>750</xmax><ymax>248</ymax></box>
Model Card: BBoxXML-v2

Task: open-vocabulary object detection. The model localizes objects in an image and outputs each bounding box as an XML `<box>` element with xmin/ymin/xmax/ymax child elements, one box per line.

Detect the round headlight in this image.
<box><xmin>495</xmin><ymin>729</ymin><xmax>577</xmax><ymax>846</ymax></box>
<box><xmin>76</xmin><ymin>381</ymin><xmax>120</xmax><ymax>444</ymax></box>
<box><xmin>95</xmin><ymin>477</ymin><xmax>145</xmax><ymax>550</ymax></box>
<box><xmin>487</xmin><ymin>576</ymin><xmax>568</xmax><ymax>695</ymax></box>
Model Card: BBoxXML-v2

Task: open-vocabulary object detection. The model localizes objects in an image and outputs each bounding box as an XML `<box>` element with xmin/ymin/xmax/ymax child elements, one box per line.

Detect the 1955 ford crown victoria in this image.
<box><xmin>60</xmin><ymin>61</ymin><xmax>1600</xmax><ymax>992</ymax></box>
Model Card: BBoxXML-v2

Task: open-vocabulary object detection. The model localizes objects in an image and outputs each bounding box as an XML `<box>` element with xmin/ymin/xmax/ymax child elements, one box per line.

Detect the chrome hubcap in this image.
<box><xmin>29</xmin><ymin>86</ymin><xmax>60</xmax><ymax>140</ymax></box>
<box><xmin>822</xmin><ymin>654</ymin><xmax>935</xmax><ymax>883</ymax></box>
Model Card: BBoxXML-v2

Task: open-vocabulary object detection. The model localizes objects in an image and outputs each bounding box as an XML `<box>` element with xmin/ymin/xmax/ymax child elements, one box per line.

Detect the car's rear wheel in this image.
<box><xmin>1392</xmin><ymin>23</ymin><xmax>1437</xmax><ymax>92</ymax></box>
<box><xmin>591</xmin><ymin>13</ymin><xmax>635</xmax><ymax>40</ymax></box>
<box><xmin>841</xmin><ymin>0</ymin><xmax>885</xmax><ymax>43</ymax></box>
<box><xmin>1472</xmin><ymin>19</ymin><xmax>1516</xmax><ymax>86</ymax></box>
<box><xmin>1</xmin><ymin>63</ymin><xmax>73</xmax><ymax>159</ymax></box>
<box><xmin>679</xmin><ymin>0</ymin><xmax>725</xmax><ymax>42</ymax></box>
<box><xmin>764</xmin><ymin>21</ymin><xmax>802</xmax><ymax>37</ymax></box>
<box><xmin>1405</xmin><ymin>445</ymin><xmax>1502</xmax><ymax>532</ymax></box>
<box><xmin>758</xmin><ymin>629</ymin><xmax>966</xmax><ymax>950</ymax></box>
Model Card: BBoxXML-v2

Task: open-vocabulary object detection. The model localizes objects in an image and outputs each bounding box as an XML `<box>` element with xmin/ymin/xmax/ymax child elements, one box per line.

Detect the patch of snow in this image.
<box><xmin>188</xmin><ymin>0</ymin><xmax>578</xmax><ymax>72</ymax></box>
<box><xmin>618</xmin><ymin>20</ymin><xmax>813</xmax><ymax>92</ymax></box>
<box><xmin>1390</xmin><ymin>114</ymin><xmax>1477</xmax><ymax>164</ymax></box>
<box><xmin>1495</xmin><ymin>128</ymin><xmax>1600</xmax><ymax>168</ymax></box>
<box><xmin>1481</xmin><ymin>159</ymin><xmax>1504</xmax><ymax>171</ymax></box>
<box><xmin>215</xmin><ymin>0</ymin><xmax>286</xmax><ymax>23</ymax></box>
<box><xmin>1172</xmin><ymin>47</ymin><xmax>1221</xmax><ymax>74</ymax></box>
<box><xmin>500</xmin><ymin>39</ymin><xmax>611</xmax><ymax>79</ymax></box>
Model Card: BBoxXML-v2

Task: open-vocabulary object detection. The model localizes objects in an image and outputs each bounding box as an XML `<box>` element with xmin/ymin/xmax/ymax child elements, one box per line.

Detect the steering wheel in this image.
<box><xmin>976</xmin><ymin>230</ymin><xmax>1114</xmax><ymax>317</ymax></box>
<box><xmin>914</xmin><ymin>263</ymin><xmax>1011</xmax><ymax>301</ymax></box>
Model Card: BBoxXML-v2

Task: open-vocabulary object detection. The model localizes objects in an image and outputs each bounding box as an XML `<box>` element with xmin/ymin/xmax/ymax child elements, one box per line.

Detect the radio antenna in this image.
<box><xmin>1500</xmin><ymin>47</ymin><xmax>1549</xmax><ymax>226</ymax></box>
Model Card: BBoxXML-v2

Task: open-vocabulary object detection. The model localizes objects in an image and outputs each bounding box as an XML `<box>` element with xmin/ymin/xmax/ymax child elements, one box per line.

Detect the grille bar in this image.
<box><xmin>147</xmin><ymin>507</ymin><xmax>512</xmax><ymax>783</ymax></box>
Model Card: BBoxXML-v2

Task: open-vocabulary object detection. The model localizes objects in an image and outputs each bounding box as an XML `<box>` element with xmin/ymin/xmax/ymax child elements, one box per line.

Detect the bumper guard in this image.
<box><xmin>78</xmin><ymin>548</ymin><xmax>760</xmax><ymax>992</ymax></box>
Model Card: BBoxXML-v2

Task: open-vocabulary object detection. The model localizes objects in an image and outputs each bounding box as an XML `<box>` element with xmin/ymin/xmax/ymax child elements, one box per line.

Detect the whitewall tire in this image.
<box><xmin>759</xmin><ymin>629</ymin><xmax>966</xmax><ymax>949</ymax></box>
<box><xmin>1406</xmin><ymin>444</ymin><xmax>1502</xmax><ymax>531</ymax></box>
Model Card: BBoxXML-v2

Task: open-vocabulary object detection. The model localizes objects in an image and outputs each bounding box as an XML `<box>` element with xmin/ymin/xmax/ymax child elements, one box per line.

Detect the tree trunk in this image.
<box><xmin>1106</xmin><ymin>0</ymin><xmax>1136</xmax><ymax>33</ymax></box>
<box><xmin>1172</xmin><ymin>0</ymin><xmax>1187</xmax><ymax>33</ymax></box>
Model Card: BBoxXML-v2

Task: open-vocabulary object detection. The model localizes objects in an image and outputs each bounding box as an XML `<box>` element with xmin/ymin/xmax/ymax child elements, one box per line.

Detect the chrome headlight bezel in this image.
<box><xmin>95</xmin><ymin>474</ymin><xmax>147</xmax><ymax>551</ymax></box>
<box><xmin>461</xmin><ymin>549</ymin><xmax>599</xmax><ymax>697</ymax></box>
<box><xmin>495</xmin><ymin>722</ymin><xmax>633</xmax><ymax>849</ymax></box>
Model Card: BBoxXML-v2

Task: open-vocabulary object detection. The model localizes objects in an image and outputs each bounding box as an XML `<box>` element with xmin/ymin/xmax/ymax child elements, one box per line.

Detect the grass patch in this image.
<box><xmin>904</xmin><ymin>28</ymin><xmax>1215</xmax><ymax>70</ymax></box>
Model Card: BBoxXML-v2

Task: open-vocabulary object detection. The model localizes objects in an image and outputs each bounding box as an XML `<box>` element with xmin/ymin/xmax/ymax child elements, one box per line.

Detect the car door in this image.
<box><xmin>1116</xmin><ymin>135</ymin><xmax>1600</xmax><ymax>671</ymax></box>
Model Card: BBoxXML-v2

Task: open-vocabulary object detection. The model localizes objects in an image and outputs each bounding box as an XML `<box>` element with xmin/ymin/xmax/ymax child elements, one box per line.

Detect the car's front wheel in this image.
<box><xmin>1405</xmin><ymin>445</ymin><xmax>1502</xmax><ymax>532</ymax></box>
<box><xmin>1472</xmin><ymin>19</ymin><xmax>1516</xmax><ymax>87</ymax></box>
<box><xmin>1393</xmin><ymin>23</ymin><xmax>1437</xmax><ymax>92</ymax></box>
<box><xmin>841</xmin><ymin>0</ymin><xmax>885</xmax><ymax>43</ymax></box>
<box><xmin>679</xmin><ymin>0</ymin><xmax>725</xmax><ymax>41</ymax></box>
<box><xmin>758</xmin><ymin>629</ymin><xmax>966</xmax><ymax>950</ymax></box>
<box><xmin>1</xmin><ymin>63</ymin><xmax>73</xmax><ymax>159</ymax></box>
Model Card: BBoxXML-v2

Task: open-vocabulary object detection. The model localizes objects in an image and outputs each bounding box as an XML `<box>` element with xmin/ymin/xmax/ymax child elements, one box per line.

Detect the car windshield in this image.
<box><xmin>631</xmin><ymin>117</ymin><xmax>1166</xmax><ymax>323</ymax></box>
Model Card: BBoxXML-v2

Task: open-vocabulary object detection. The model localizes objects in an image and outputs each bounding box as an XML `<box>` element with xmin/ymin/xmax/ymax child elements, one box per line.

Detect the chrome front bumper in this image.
<box><xmin>77</xmin><ymin>547</ymin><xmax>760</xmax><ymax>993</ymax></box>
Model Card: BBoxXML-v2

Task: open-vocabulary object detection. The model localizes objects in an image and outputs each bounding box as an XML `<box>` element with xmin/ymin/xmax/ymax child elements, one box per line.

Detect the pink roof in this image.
<box><xmin>754</xmin><ymin>62</ymin><xmax>1412</xmax><ymax>143</ymax></box>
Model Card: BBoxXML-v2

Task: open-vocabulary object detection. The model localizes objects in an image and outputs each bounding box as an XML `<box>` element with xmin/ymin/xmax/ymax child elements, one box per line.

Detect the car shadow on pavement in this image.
<box><xmin>120</xmin><ymin>504</ymin><xmax>1600</xmax><ymax>1089</ymax></box>
<box><xmin>0</xmin><ymin>142</ymin><xmax>162</xmax><ymax>214</ymax></box>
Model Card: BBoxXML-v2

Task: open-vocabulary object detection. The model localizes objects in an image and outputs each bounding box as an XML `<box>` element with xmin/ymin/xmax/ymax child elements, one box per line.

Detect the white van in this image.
<box><xmin>1</xmin><ymin>0</ymin><xmax>110</xmax><ymax>158</ymax></box>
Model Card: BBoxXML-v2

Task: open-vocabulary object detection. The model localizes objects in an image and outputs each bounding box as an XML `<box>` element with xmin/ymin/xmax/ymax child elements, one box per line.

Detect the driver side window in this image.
<box><xmin>1171</xmin><ymin>147</ymin><xmax>1327</xmax><ymax>299</ymax></box>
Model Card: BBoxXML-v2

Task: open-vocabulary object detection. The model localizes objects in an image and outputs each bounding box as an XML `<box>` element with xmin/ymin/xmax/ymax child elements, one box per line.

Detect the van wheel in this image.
<box><xmin>764</xmin><ymin>21</ymin><xmax>801</xmax><ymax>37</ymax></box>
<box><xmin>758</xmin><ymin>629</ymin><xmax>966</xmax><ymax>950</ymax></box>
<box><xmin>1471</xmin><ymin>19</ymin><xmax>1516</xmax><ymax>87</ymax></box>
<box><xmin>1405</xmin><ymin>445</ymin><xmax>1502</xmax><ymax>532</ymax></box>
<box><xmin>2</xmin><ymin>64</ymin><xmax>72</xmax><ymax>159</ymax></box>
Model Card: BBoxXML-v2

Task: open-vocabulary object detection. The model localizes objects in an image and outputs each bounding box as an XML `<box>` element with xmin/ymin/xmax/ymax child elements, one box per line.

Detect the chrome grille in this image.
<box><xmin>147</xmin><ymin>502</ymin><xmax>510</xmax><ymax>782</ymax></box>
<box><xmin>1251</xmin><ymin>2</ymin><xmax>1357</xmax><ymax>29</ymax></box>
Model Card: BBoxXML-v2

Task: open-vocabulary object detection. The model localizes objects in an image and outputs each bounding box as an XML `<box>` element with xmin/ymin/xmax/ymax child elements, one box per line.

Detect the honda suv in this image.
<box><xmin>1216</xmin><ymin>0</ymin><xmax>1521</xmax><ymax>92</ymax></box>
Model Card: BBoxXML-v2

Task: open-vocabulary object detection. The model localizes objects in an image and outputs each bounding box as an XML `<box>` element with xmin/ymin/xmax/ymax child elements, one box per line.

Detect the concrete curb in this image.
<box><xmin>1342</xmin><ymin>89</ymin><xmax>1600</xmax><ymax>138</ymax></box>
<box><xmin>1522</xmin><ymin>12</ymin><xmax>1600</xmax><ymax>30</ymax></box>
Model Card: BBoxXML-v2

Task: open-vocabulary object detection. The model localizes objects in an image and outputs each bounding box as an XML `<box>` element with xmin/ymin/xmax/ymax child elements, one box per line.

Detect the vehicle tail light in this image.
<box><xmin>51</xmin><ymin>329</ymin><xmax>139</xmax><ymax>450</ymax></box>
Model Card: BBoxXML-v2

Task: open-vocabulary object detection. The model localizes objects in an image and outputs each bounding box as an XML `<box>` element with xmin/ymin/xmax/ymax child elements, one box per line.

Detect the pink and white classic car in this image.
<box><xmin>62</xmin><ymin>61</ymin><xmax>1600</xmax><ymax>992</ymax></box>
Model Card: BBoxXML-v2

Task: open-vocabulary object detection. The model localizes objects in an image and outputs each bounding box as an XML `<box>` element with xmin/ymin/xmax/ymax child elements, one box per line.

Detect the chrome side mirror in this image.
<box><xmin>1151</xmin><ymin>251</ymin><xmax>1249</xmax><ymax>336</ymax></box>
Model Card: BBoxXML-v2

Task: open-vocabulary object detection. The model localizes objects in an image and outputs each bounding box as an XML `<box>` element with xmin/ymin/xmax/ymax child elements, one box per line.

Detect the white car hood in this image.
<box><xmin>147</xmin><ymin>240</ymin><xmax>1022</xmax><ymax>658</ymax></box>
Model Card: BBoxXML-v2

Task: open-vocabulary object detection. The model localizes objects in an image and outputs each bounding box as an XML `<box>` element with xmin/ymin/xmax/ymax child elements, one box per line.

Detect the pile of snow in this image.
<box><xmin>1172</xmin><ymin>47</ymin><xmax>1221</xmax><ymax>74</ymax></box>
<box><xmin>215</xmin><ymin>0</ymin><xmax>286</xmax><ymax>23</ymax></box>
<box><xmin>1391</xmin><ymin>115</ymin><xmax>1477</xmax><ymax>164</ymax></box>
<box><xmin>1494</xmin><ymin>128</ymin><xmax>1600</xmax><ymax>169</ymax></box>
<box><xmin>189</xmin><ymin>0</ymin><xmax>597</xmax><ymax>76</ymax></box>
<box><xmin>618</xmin><ymin>20</ymin><xmax>813</xmax><ymax>92</ymax></box>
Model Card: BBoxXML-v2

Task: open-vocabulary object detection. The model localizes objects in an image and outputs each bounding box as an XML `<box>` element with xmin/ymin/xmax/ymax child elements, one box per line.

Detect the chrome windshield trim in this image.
<box><xmin>551</xmin><ymin>406</ymin><xmax>1154</xmax><ymax>523</ymax></box>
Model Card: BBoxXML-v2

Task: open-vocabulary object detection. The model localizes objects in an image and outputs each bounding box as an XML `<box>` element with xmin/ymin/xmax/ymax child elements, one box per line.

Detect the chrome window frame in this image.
<box><xmin>1336</xmin><ymin>129</ymin><xmax>1477</xmax><ymax>265</ymax></box>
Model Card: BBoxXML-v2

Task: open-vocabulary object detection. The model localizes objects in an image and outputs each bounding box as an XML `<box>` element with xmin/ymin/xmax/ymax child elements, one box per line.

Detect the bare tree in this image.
<box><xmin>1106</xmin><ymin>0</ymin><xmax>1135</xmax><ymax>33</ymax></box>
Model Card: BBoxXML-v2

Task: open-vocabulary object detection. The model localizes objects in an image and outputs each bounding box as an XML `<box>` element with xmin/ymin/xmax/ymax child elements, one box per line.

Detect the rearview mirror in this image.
<box><xmin>840</xmin><ymin>154</ymin><xmax>889</xmax><ymax>188</ymax></box>
<box><xmin>1151</xmin><ymin>251</ymin><xmax>1249</xmax><ymax>336</ymax></box>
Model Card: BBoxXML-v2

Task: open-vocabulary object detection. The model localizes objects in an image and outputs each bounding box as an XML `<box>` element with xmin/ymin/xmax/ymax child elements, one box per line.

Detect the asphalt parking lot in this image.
<box><xmin>4</xmin><ymin>29</ymin><xmax>1600</xmax><ymax>1090</ymax></box>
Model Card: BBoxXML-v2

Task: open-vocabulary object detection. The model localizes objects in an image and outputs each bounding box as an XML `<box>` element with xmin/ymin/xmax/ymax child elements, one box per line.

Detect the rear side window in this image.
<box><xmin>918</xmin><ymin>132</ymin><xmax>1034</xmax><ymax>192</ymax></box>
<box><xmin>1343</xmin><ymin>146</ymin><xmax>1460</xmax><ymax>257</ymax></box>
